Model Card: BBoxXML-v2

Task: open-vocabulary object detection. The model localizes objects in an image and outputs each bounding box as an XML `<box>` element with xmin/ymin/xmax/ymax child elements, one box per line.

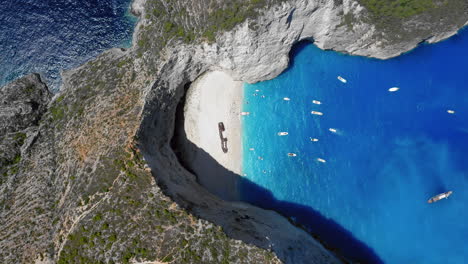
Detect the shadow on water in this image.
<box><xmin>240</xmin><ymin>177</ymin><xmax>384</xmax><ymax>264</ymax></box>
<box><xmin>170</xmin><ymin>84</ymin><xmax>383</xmax><ymax>263</ymax></box>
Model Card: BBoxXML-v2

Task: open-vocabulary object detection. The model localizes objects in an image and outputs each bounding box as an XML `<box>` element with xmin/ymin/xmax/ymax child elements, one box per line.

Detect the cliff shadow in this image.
<box><xmin>170</xmin><ymin>85</ymin><xmax>384</xmax><ymax>264</ymax></box>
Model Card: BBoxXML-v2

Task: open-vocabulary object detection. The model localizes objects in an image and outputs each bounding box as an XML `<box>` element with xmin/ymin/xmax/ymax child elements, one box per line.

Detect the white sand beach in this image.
<box><xmin>182</xmin><ymin>71</ymin><xmax>243</xmax><ymax>201</ymax></box>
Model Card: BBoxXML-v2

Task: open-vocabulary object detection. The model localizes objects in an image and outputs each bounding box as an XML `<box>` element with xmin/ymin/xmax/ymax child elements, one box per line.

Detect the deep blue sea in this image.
<box><xmin>242</xmin><ymin>32</ymin><xmax>468</xmax><ymax>263</ymax></box>
<box><xmin>0</xmin><ymin>0</ymin><xmax>136</xmax><ymax>91</ymax></box>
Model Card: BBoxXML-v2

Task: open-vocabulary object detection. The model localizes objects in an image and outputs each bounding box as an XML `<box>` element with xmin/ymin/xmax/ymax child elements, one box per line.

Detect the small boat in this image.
<box><xmin>278</xmin><ymin>132</ymin><xmax>288</xmax><ymax>136</ymax></box>
<box><xmin>283</xmin><ymin>97</ymin><xmax>290</xmax><ymax>101</ymax></box>
<box><xmin>428</xmin><ymin>191</ymin><xmax>453</xmax><ymax>203</ymax></box>
<box><xmin>317</xmin><ymin>158</ymin><xmax>326</xmax><ymax>163</ymax></box>
<box><xmin>261</xmin><ymin>95</ymin><xmax>266</xmax><ymax>98</ymax></box>
<box><xmin>310</xmin><ymin>138</ymin><xmax>319</xmax><ymax>142</ymax></box>
<box><xmin>337</xmin><ymin>76</ymin><xmax>347</xmax><ymax>83</ymax></box>
<box><xmin>258</xmin><ymin>156</ymin><xmax>264</xmax><ymax>160</ymax></box>
<box><xmin>388</xmin><ymin>87</ymin><xmax>400</xmax><ymax>92</ymax></box>
<box><xmin>240</xmin><ymin>112</ymin><xmax>250</xmax><ymax>116</ymax></box>
<box><xmin>249</xmin><ymin>148</ymin><xmax>254</xmax><ymax>151</ymax></box>
<box><xmin>447</xmin><ymin>110</ymin><xmax>455</xmax><ymax>114</ymax></box>
<box><xmin>287</xmin><ymin>153</ymin><xmax>297</xmax><ymax>157</ymax></box>
<box><xmin>255</xmin><ymin>89</ymin><xmax>260</xmax><ymax>92</ymax></box>
<box><xmin>311</xmin><ymin>111</ymin><xmax>323</xmax><ymax>116</ymax></box>
<box><xmin>312</xmin><ymin>100</ymin><xmax>322</xmax><ymax>105</ymax></box>
<box><xmin>329</xmin><ymin>128</ymin><xmax>337</xmax><ymax>133</ymax></box>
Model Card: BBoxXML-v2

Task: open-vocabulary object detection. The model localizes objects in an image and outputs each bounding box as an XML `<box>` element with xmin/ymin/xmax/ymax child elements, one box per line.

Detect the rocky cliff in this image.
<box><xmin>1</xmin><ymin>0</ymin><xmax>467</xmax><ymax>263</ymax></box>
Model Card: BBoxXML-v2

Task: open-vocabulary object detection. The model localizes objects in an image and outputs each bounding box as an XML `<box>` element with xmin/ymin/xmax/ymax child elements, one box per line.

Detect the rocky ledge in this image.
<box><xmin>1</xmin><ymin>0</ymin><xmax>468</xmax><ymax>263</ymax></box>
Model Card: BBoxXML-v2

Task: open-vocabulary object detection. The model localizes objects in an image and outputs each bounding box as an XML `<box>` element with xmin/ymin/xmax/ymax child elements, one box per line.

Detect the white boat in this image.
<box><xmin>329</xmin><ymin>128</ymin><xmax>337</xmax><ymax>133</ymax></box>
<box><xmin>240</xmin><ymin>112</ymin><xmax>250</xmax><ymax>116</ymax></box>
<box><xmin>258</xmin><ymin>156</ymin><xmax>264</xmax><ymax>160</ymax></box>
<box><xmin>312</xmin><ymin>100</ymin><xmax>322</xmax><ymax>105</ymax></box>
<box><xmin>283</xmin><ymin>97</ymin><xmax>291</xmax><ymax>101</ymax></box>
<box><xmin>388</xmin><ymin>87</ymin><xmax>400</xmax><ymax>92</ymax></box>
<box><xmin>447</xmin><ymin>110</ymin><xmax>455</xmax><ymax>114</ymax></box>
<box><xmin>287</xmin><ymin>153</ymin><xmax>297</xmax><ymax>157</ymax></box>
<box><xmin>311</xmin><ymin>111</ymin><xmax>323</xmax><ymax>116</ymax></box>
<box><xmin>337</xmin><ymin>76</ymin><xmax>347</xmax><ymax>83</ymax></box>
<box><xmin>310</xmin><ymin>138</ymin><xmax>319</xmax><ymax>142</ymax></box>
<box><xmin>249</xmin><ymin>148</ymin><xmax>255</xmax><ymax>151</ymax></box>
<box><xmin>278</xmin><ymin>132</ymin><xmax>288</xmax><ymax>136</ymax></box>
<box><xmin>255</xmin><ymin>89</ymin><xmax>260</xmax><ymax>92</ymax></box>
<box><xmin>317</xmin><ymin>158</ymin><xmax>326</xmax><ymax>163</ymax></box>
<box><xmin>428</xmin><ymin>191</ymin><xmax>453</xmax><ymax>203</ymax></box>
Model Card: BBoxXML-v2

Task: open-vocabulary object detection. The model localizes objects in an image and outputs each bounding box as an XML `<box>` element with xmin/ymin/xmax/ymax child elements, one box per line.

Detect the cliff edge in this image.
<box><xmin>1</xmin><ymin>0</ymin><xmax>467</xmax><ymax>263</ymax></box>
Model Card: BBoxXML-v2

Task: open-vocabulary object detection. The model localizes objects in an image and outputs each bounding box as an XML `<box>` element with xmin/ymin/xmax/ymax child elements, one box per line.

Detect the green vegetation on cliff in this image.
<box><xmin>361</xmin><ymin>0</ymin><xmax>436</xmax><ymax>18</ymax></box>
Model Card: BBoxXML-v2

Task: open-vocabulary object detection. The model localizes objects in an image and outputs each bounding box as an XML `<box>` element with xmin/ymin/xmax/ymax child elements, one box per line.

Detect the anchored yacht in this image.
<box><xmin>329</xmin><ymin>128</ymin><xmax>337</xmax><ymax>133</ymax></box>
<box><xmin>311</xmin><ymin>111</ymin><xmax>323</xmax><ymax>116</ymax></box>
<box><xmin>337</xmin><ymin>76</ymin><xmax>347</xmax><ymax>83</ymax></box>
<box><xmin>388</xmin><ymin>87</ymin><xmax>400</xmax><ymax>92</ymax></box>
<box><xmin>283</xmin><ymin>97</ymin><xmax>291</xmax><ymax>101</ymax></box>
<box><xmin>287</xmin><ymin>153</ymin><xmax>297</xmax><ymax>157</ymax></box>
<box><xmin>310</xmin><ymin>138</ymin><xmax>319</xmax><ymax>142</ymax></box>
<box><xmin>317</xmin><ymin>158</ymin><xmax>326</xmax><ymax>163</ymax></box>
<box><xmin>278</xmin><ymin>132</ymin><xmax>288</xmax><ymax>136</ymax></box>
<box><xmin>312</xmin><ymin>100</ymin><xmax>322</xmax><ymax>105</ymax></box>
<box><xmin>428</xmin><ymin>191</ymin><xmax>453</xmax><ymax>203</ymax></box>
<box><xmin>447</xmin><ymin>110</ymin><xmax>455</xmax><ymax>114</ymax></box>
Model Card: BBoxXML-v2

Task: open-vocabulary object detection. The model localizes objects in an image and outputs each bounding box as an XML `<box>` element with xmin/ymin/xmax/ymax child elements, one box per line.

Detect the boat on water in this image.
<box><xmin>311</xmin><ymin>111</ymin><xmax>323</xmax><ymax>116</ymax></box>
<box><xmin>240</xmin><ymin>112</ymin><xmax>250</xmax><ymax>116</ymax></box>
<box><xmin>287</xmin><ymin>153</ymin><xmax>297</xmax><ymax>157</ymax></box>
<box><xmin>249</xmin><ymin>148</ymin><xmax>254</xmax><ymax>151</ymax></box>
<box><xmin>329</xmin><ymin>128</ymin><xmax>337</xmax><ymax>133</ymax></box>
<box><xmin>428</xmin><ymin>191</ymin><xmax>453</xmax><ymax>203</ymax></box>
<box><xmin>317</xmin><ymin>158</ymin><xmax>326</xmax><ymax>163</ymax></box>
<box><xmin>278</xmin><ymin>132</ymin><xmax>288</xmax><ymax>136</ymax></box>
<box><xmin>337</xmin><ymin>76</ymin><xmax>347</xmax><ymax>83</ymax></box>
<box><xmin>283</xmin><ymin>97</ymin><xmax>290</xmax><ymax>101</ymax></box>
<box><xmin>447</xmin><ymin>109</ymin><xmax>455</xmax><ymax>114</ymax></box>
<box><xmin>310</xmin><ymin>138</ymin><xmax>319</xmax><ymax>142</ymax></box>
<box><xmin>312</xmin><ymin>100</ymin><xmax>322</xmax><ymax>105</ymax></box>
<box><xmin>388</xmin><ymin>87</ymin><xmax>400</xmax><ymax>92</ymax></box>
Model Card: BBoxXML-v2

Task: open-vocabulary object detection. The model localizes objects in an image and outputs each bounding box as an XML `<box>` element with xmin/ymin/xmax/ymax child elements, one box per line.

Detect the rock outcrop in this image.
<box><xmin>1</xmin><ymin>0</ymin><xmax>468</xmax><ymax>263</ymax></box>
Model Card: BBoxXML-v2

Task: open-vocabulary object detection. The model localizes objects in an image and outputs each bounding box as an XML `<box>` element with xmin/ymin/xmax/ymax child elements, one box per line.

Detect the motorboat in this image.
<box><xmin>337</xmin><ymin>76</ymin><xmax>347</xmax><ymax>83</ymax></box>
<box><xmin>278</xmin><ymin>132</ymin><xmax>288</xmax><ymax>136</ymax></box>
<box><xmin>284</xmin><ymin>97</ymin><xmax>291</xmax><ymax>101</ymax></box>
<box><xmin>287</xmin><ymin>153</ymin><xmax>297</xmax><ymax>157</ymax></box>
<box><xmin>388</xmin><ymin>87</ymin><xmax>400</xmax><ymax>92</ymax></box>
<box><xmin>329</xmin><ymin>128</ymin><xmax>337</xmax><ymax>133</ymax></box>
<box><xmin>312</xmin><ymin>100</ymin><xmax>322</xmax><ymax>105</ymax></box>
<box><xmin>428</xmin><ymin>191</ymin><xmax>453</xmax><ymax>203</ymax></box>
<box><xmin>240</xmin><ymin>112</ymin><xmax>250</xmax><ymax>116</ymax></box>
<box><xmin>447</xmin><ymin>110</ymin><xmax>455</xmax><ymax>114</ymax></box>
<box><xmin>317</xmin><ymin>158</ymin><xmax>326</xmax><ymax>163</ymax></box>
<box><xmin>311</xmin><ymin>111</ymin><xmax>323</xmax><ymax>116</ymax></box>
<box><xmin>310</xmin><ymin>138</ymin><xmax>319</xmax><ymax>142</ymax></box>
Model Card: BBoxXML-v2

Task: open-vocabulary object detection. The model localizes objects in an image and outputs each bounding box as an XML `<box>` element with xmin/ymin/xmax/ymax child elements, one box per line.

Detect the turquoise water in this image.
<box><xmin>241</xmin><ymin>32</ymin><xmax>468</xmax><ymax>263</ymax></box>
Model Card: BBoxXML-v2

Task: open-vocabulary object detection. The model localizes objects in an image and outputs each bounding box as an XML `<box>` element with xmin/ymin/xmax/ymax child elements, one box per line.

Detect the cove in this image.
<box><xmin>241</xmin><ymin>31</ymin><xmax>468</xmax><ymax>263</ymax></box>
<box><xmin>0</xmin><ymin>0</ymin><xmax>137</xmax><ymax>91</ymax></box>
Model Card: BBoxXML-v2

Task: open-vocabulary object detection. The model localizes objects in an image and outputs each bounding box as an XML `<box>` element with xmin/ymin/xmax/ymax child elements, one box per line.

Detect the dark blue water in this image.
<box><xmin>242</xmin><ymin>32</ymin><xmax>468</xmax><ymax>263</ymax></box>
<box><xmin>0</xmin><ymin>0</ymin><xmax>136</xmax><ymax>91</ymax></box>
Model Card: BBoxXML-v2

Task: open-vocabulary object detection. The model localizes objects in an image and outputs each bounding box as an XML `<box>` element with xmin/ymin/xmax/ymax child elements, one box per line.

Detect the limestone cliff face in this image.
<box><xmin>1</xmin><ymin>0</ymin><xmax>468</xmax><ymax>263</ymax></box>
<box><xmin>138</xmin><ymin>0</ymin><xmax>468</xmax><ymax>262</ymax></box>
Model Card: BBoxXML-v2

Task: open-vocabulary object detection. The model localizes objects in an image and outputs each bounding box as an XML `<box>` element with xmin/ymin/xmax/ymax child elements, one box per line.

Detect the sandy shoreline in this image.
<box><xmin>182</xmin><ymin>71</ymin><xmax>243</xmax><ymax>201</ymax></box>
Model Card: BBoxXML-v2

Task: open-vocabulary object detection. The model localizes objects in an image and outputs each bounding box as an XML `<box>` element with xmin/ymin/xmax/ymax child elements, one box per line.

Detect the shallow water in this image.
<box><xmin>0</xmin><ymin>0</ymin><xmax>136</xmax><ymax>91</ymax></box>
<box><xmin>242</xmin><ymin>31</ymin><xmax>468</xmax><ymax>263</ymax></box>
